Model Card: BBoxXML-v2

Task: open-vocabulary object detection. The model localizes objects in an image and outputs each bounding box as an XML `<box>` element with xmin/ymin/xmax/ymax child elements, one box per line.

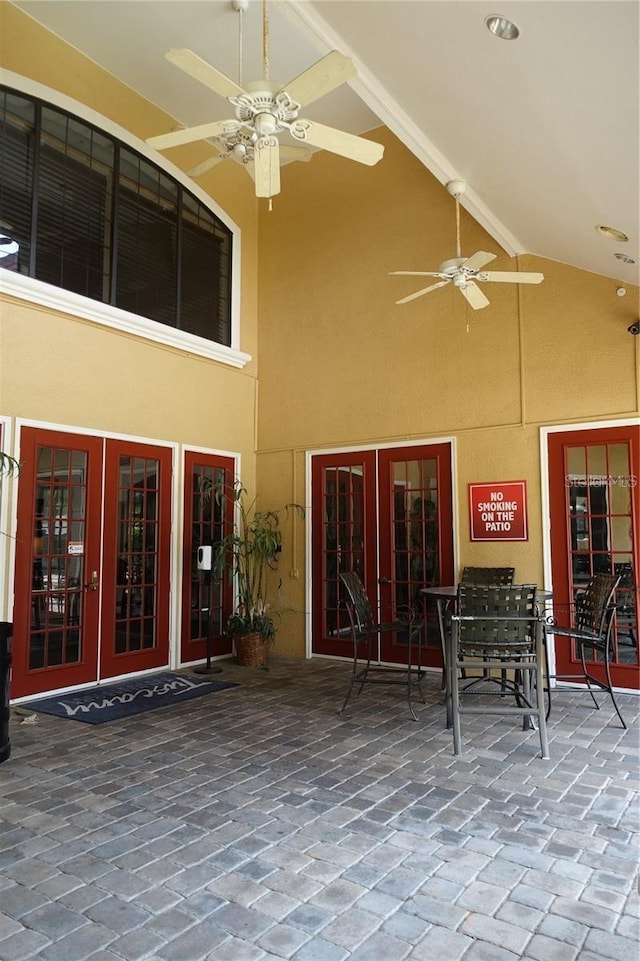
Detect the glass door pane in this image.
<box><xmin>114</xmin><ymin>455</ymin><xmax>159</xmax><ymax>655</ymax></box>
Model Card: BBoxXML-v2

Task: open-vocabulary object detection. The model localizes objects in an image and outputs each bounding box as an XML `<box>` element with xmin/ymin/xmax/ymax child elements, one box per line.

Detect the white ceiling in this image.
<box><xmin>10</xmin><ymin>0</ymin><xmax>640</xmax><ymax>285</ymax></box>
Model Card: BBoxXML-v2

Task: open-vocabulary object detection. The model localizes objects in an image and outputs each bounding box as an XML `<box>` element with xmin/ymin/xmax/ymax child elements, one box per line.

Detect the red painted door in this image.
<box><xmin>12</xmin><ymin>429</ymin><xmax>173</xmax><ymax>698</ymax></box>
<box><xmin>13</xmin><ymin>428</ymin><xmax>104</xmax><ymax>698</ymax></box>
<box><xmin>548</xmin><ymin>425</ymin><xmax>640</xmax><ymax>690</ymax></box>
<box><xmin>100</xmin><ymin>440</ymin><xmax>172</xmax><ymax>679</ymax></box>
<box><xmin>181</xmin><ymin>451</ymin><xmax>234</xmax><ymax>664</ymax></box>
<box><xmin>311</xmin><ymin>443</ymin><xmax>454</xmax><ymax>669</ymax></box>
<box><xmin>311</xmin><ymin>451</ymin><xmax>377</xmax><ymax>659</ymax></box>
<box><xmin>378</xmin><ymin>444</ymin><xmax>454</xmax><ymax>664</ymax></box>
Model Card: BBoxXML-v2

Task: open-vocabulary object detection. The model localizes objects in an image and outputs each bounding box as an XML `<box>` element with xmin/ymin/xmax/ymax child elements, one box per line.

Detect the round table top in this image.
<box><xmin>420</xmin><ymin>585</ymin><xmax>553</xmax><ymax>601</ymax></box>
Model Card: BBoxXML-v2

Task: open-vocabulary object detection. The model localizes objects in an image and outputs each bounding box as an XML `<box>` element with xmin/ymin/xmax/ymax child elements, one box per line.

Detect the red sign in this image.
<box><xmin>469</xmin><ymin>481</ymin><xmax>528</xmax><ymax>542</ymax></box>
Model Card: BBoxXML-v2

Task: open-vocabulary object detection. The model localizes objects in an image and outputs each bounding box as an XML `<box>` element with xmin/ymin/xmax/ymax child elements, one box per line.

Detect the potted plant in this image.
<box><xmin>0</xmin><ymin>453</ymin><xmax>20</xmax><ymax>476</ymax></box>
<box><xmin>203</xmin><ymin>478</ymin><xmax>305</xmax><ymax>667</ymax></box>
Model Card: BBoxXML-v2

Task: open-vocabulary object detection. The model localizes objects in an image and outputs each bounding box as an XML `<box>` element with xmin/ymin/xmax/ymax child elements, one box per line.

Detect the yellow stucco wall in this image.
<box><xmin>0</xmin><ymin>2</ymin><xmax>261</xmax><ymax>446</ymax></box>
<box><xmin>256</xmin><ymin>127</ymin><xmax>639</xmax><ymax>654</ymax></box>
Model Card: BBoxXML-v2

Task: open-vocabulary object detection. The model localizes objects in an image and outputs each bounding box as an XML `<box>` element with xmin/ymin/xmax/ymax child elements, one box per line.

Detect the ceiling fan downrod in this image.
<box><xmin>446</xmin><ymin>179</ymin><xmax>466</xmax><ymax>260</ymax></box>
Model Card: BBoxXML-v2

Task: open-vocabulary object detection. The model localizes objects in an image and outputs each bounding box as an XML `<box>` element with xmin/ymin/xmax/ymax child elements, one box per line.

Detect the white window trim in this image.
<box><xmin>0</xmin><ymin>70</ymin><xmax>251</xmax><ymax>369</ymax></box>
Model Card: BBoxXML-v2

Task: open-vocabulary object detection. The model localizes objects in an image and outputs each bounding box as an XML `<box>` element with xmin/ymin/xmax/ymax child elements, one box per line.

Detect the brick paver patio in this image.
<box><xmin>1</xmin><ymin>657</ymin><xmax>638</xmax><ymax>961</ymax></box>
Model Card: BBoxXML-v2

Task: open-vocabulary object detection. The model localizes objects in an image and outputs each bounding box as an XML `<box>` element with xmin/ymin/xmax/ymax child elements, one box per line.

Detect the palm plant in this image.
<box><xmin>202</xmin><ymin>478</ymin><xmax>304</xmax><ymax>642</ymax></box>
<box><xmin>0</xmin><ymin>453</ymin><xmax>20</xmax><ymax>476</ymax></box>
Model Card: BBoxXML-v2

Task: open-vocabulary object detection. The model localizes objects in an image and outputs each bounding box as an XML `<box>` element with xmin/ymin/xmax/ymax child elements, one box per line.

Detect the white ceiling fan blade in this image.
<box><xmin>290</xmin><ymin>120</ymin><xmax>384</xmax><ymax>166</ymax></box>
<box><xmin>396</xmin><ymin>280</ymin><xmax>450</xmax><ymax>305</ymax></box>
<box><xmin>481</xmin><ymin>271</ymin><xmax>545</xmax><ymax>284</ymax></box>
<box><xmin>462</xmin><ymin>250</ymin><xmax>496</xmax><ymax>271</ymax></box>
<box><xmin>165</xmin><ymin>48</ymin><xmax>246</xmax><ymax>99</ymax></box>
<box><xmin>254</xmin><ymin>138</ymin><xmax>281</xmax><ymax>198</ymax></box>
<box><xmin>279</xmin><ymin>145</ymin><xmax>312</xmax><ymax>164</ymax></box>
<box><xmin>459</xmin><ymin>281</ymin><xmax>490</xmax><ymax>310</ymax></box>
<box><xmin>147</xmin><ymin>120</ymin><xmax>235</xmax><ymax>151</ymax></box>
<box><xmin>390</xmin><ymin>270</ymin><xmax>445</xmax><ymax>278</ymax></box>
<box><xmin>188</xmin><ymin>154</ymin><xmax>227</xmax><ymax>178</ymax></box>
<box><xmin>284</xmin><ymin>51</ymin><xmax>357</xmax><ymax>108</ymax></box>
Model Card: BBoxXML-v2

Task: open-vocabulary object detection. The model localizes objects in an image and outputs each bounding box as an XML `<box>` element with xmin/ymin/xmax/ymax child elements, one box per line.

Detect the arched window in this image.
<box><xmin>0</xmin><ymin>86</ymin><xmax>232</xmax><ymax>348</ymax></box>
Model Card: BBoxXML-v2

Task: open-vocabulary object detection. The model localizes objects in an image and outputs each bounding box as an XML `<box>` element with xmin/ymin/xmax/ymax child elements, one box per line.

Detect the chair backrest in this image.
<box><xmin>460</xmin><ymin>566</ymin><xmax>515</xmax><ymax>586</ymax></box>
<box><xmin>456</xmin><ymin>583</ymin><xmax>538</xmax><ymax>654</ymax></box>
<box><xmin>614</xmin><ymin>562</ymin><xmax>634</xmax><ymax>588</ymax></box>
<box><xmin>574</xmin><ymin>573</ymin><xmax>621</xmax><ymax>636</ymax></box>
<box><xmin>340</xmin><ymin>571</ymin><xmax>375</xmax><ymax>633</ymax></box>
<box><xmin>614</xmin><ymin>562</ymin><xmax>636</xmax><ymax>610</ymax></box>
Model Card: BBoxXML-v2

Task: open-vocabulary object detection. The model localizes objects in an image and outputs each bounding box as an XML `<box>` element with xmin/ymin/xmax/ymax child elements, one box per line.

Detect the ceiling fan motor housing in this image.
<box><xmin>439</xmin><ymin>257</ymin><xmax>468</xmax><ymax>275</ymax></box>
<box><xmin>231</xmin><ymin>83</ymin><xmax>301</xmax><ymax>133</ymax></box>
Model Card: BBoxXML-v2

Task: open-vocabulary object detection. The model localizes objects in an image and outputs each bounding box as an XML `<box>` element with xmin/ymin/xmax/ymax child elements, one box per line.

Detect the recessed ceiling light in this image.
<box><xmin>595</xmin><ymin>224</ymin><xmax>629</xmax><ymax>242</ymax></box>
<box><xmin>614</xmin><ymin>252</ymin><xmax>636</xmax><ymax>264</ymax></box>
<box><xmin>485</xmin><ymin>15</ymin><xmax>520</xmax><ymax>40</ymax></box>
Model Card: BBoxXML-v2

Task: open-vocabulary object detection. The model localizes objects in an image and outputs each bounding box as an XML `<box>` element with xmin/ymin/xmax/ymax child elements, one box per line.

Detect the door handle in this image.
<box><xmin>379</xmin><ymin>576</ymin><xmax>391</xmax><ymax>584</ymax></box>
<box><xmin>84</xmin><ymin>571</ymin><xmax>99</xmax><ymax>591</ymax></box>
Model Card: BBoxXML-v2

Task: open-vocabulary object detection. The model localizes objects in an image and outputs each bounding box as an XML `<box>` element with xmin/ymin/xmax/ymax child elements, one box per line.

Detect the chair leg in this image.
<box><xmin>577</xmin><ymin>639</ymin><xmax>627</xmax><ymax>730</ymax></box>
<box><xmin>451</xmin><ymin>660</ymin><xmax>462</xmax><ymax>755</ymax></box>
<box><xmin>339</xmin><ymin>643</ymin><xmax>360</xmax><ymax>715</ymax></box>
<box><xmin>339</xmin><ymin>635</ymin><xmax>372</xmax><ymax>714</ymax></box>
<box><xmin>535</xmin><ymin>658</ymin><xmax>550</xmax><ymax>759</ymax></box>
<box><xmin>520</xmin><ymin>664</ymin><xmax>532</xmax><ymax>731</ymax></box>
<box><xmin>604</xmin><ymin>637</ymin><xmax>627</xmax><ymax>731</ymax></box>
<box><xmin>449</xmin><ymin>623</ymin><xmax>462</xmax><ymax>752</ymax></box>
<box><xmin>400</xmin><ymin>619</ymin><xmax>427</xmax><ymax>721</ymax></box>
<box><xmin>578</xmin><ymin>641</ymin><xmax>602</xmax><ymax>711</ymax></box>
<box><xmin>543</xmin><ymin>630</ymin><xmax>553</xmax><ymax>721</ymax></box>
<box><xmin>436</xmin><ymin>599</ymin><xmax>447</xmax><ymax>691</ymax></box>
<box><xmin>603</xmin><ymin>641</ymin><xmax>627</xmax><ymax>729</ymax></box>
<box><xmin>406</xmin><ymin>625</ymin><xmax>419</xmax><ymax>722</ymax></box>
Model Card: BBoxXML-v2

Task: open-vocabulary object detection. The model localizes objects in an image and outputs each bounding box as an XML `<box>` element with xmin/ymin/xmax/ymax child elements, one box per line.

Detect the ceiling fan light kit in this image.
<box><xmin>146</xmin><ymin>0</ymin><xmax>383</xmax><ymax>200</ymax></box>
<box><xmin>390</xmin><ymin>180</ymin><xmax>544</xmax><ymax>311</ymax></box>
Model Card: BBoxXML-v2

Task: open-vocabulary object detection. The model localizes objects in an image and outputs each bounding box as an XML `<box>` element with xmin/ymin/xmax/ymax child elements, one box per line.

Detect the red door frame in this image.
<box><xmin>12</xmin><ymin>428</ymin><xmax>104</xmax><ymax>698</ymax></box>
<box><xmin>311</xmin><ymin>450</ymin><xmax>377</xmax><ymax>659</ymax></box>
<box><xmin>12</xmin><ymin>430</ymin><xmax>174</xmax><ymax>698</ymax></box>
<box><xmin>548</xmin><ymin>424</ymin><xmax>640</xmax><ymax>689</ymax></box>
<box><xmin>181</xmin><ymin>451</ymin><xmax>235</xmax><ymax>664</ymax></box>
<box><xmin>100</xmin><ymin>439</ymin><xmax>173</xmax><ymax>678</ymax></box>
<box><xmin>311</xmin><ymin>443</ymin><xmax>454</xmax><ymax>667</ymax></box>
<box><xmin>378</xmin><ymin>443</ymin><xmax>454</xmax><ymax>664</ymax></box>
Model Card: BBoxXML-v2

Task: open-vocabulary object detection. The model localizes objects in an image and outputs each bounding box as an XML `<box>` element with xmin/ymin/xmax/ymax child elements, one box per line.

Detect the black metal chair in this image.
<box><xmin>449</xmin><ymin>583</ymin><xmax>549</xmax><ymax>759</ymax></box>
<box><xmin>457</xmin><ymin>567</ymin><xmax>516</xmax><ymax>684</ymax></box>
<box><xmin>338</xmin><ymin>571</ymin><xmax>424</xmax><ymax>721</ymax></box>
<box><xmin>460</xmin><ymin>567</ymin><xmax>515</xmax><ymax>586</ymax></box>
<box><xmin>614</xmin><ymin>562</ymin><xmax>637</xmax><ymax>651</ymax></box>
<box><xmin>545</xmin><ymin>572</ymin><xmax>625</xmax><ymax>728</ymax></box>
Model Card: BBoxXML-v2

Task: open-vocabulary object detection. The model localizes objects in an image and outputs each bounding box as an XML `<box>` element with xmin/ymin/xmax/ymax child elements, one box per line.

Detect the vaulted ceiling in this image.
<box><xmin>10</xmin><ymin>0</ymin><xmax>640</xmax><ymax>286</ymax></box>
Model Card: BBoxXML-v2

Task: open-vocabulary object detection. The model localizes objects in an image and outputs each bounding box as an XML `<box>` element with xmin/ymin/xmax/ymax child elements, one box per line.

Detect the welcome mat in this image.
<box><xmin>23</xmin><ymin>672</ymin><xmax>238</xmax><ymax>724</ymax></box>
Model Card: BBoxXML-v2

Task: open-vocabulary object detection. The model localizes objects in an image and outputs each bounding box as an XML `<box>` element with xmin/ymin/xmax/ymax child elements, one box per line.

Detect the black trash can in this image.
<box><xmin>0</xmin><ymin>622</ymin><xmax>12</xmax><ymax>763</ymax></box>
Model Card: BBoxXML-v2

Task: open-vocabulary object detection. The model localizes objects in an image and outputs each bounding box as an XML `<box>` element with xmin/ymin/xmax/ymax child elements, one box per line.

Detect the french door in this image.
<box><xmin>12</xmin><ymin>428</ymin><xmax>172</xmax><ymax>698</ymax></box>
<box><xmin>180</xmin><ymin>451</ymin><xmax>234</xmax><ymax>664</ymax></box>
<box><xmin>311</xmin><ymin>443</ymin><xmax>454</xmax><ymax>668</ymax></box>
<box><xmin>548</xmin><ymin>424</ymin><xmax>639</xmax><ymax>690</ymax></box>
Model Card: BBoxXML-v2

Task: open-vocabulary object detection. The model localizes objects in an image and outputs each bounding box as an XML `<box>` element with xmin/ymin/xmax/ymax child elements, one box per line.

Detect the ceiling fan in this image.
<box><xmin>146</xmin><ymin>0</ymin><xmax>384</xmax><ymax>200</ymax></box>
<box><xmin>390</xmin><ymin>180</ymin><xmax>544</xmax><ymax>310</ymax></box>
